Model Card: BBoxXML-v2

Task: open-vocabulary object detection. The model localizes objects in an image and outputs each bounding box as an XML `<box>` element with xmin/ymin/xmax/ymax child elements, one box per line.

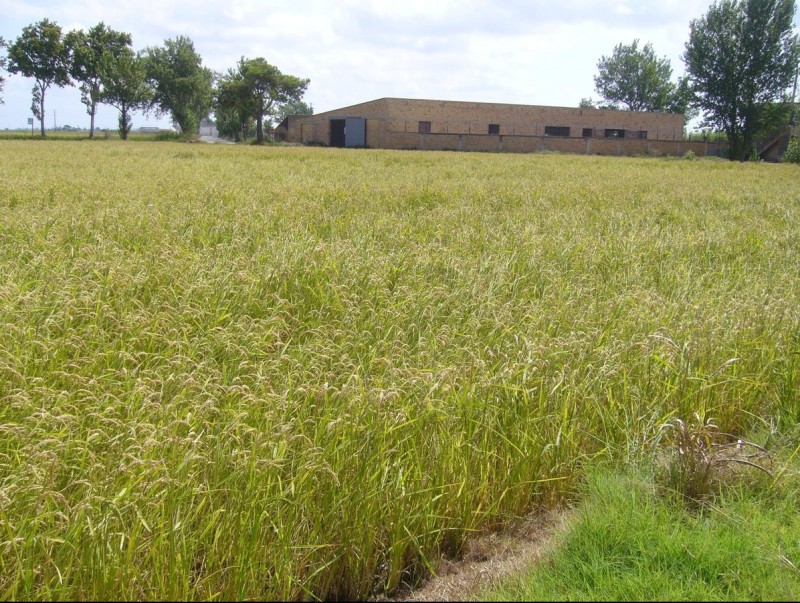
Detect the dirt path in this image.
<box><xmin>375</xmin><ymin>509</ymin><xmax>569</xmax><ymax>602</ymax></box>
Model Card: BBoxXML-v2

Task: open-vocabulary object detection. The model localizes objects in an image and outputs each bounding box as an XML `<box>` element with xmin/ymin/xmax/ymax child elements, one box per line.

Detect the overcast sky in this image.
<box><xmin>1</xmin><ymin>0</ymin><xmax>798</xmax><ymax>131</ymax></box>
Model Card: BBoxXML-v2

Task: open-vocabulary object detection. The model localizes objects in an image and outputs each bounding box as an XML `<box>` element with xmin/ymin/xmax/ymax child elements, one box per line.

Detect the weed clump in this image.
<box><xmin>657</xmin><ymin>413</ymin><xmax>773</xmax><ymax>503</ymax></box>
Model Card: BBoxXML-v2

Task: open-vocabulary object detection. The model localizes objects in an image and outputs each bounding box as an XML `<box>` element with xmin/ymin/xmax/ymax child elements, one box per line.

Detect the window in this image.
<box><xmin>582</xmin><ymin>128</ymin><xmax>594</xmax><ymax>138</ymax></box>
<box><xmin>544</xmin><ymin>126</ymin><xmax>570</xmax><ymax>137</ymax></box>
<box><xmin>418</xmin><ymin>121</ymin><xmax>431</xmax><ymax>134</ymax></box>
<box><xmin>605</xmin><ymin>128</ymin><xmax>626</xmax><ymax>138</ymax></box>
<box><xmin>488</xmin><ymin>124</ymin><xmax>500</xmax><ymax>135</ymax></box>
<box><xmin>627</xmin><ymin>130</ymin><xmax>647</xmax><ymax>139</ymax></box>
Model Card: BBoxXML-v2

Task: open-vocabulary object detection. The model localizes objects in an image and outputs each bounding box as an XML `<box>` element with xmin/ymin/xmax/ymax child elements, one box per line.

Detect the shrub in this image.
<box><xmin>781</xmin><ymin>137</ymin><xmax>800</xmax><ymax>163</ymax></box>
<box><xmin>683</xmin><ymin>149</ymin><xmax>697</xmax><ymax>161</ymax></box>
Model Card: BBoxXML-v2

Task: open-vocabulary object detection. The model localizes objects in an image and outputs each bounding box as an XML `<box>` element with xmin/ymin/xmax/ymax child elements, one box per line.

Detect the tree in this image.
<box><xmin>578</xmin><ymin>97</ymin><xmax>618</xmax><ymax>111</ymax></box>
<box><xmin>0</xmin><ymin>37</ymin><xmax>7</xmax><ymax>104</ymax></box>
<box><xmin>594</xmin><ymin>39</ymin><xmax>693</xmax><ymax>116</ymax></box>
<box><xmin>236</xmin><ymin>57</ymin><xmax>309</xmax><ymax>144</ymax></box>
<box><xmin>274</xmin><ymin>99</ymin><xmax>313</xmax><ymax>124</ymax></box>
<box><xmin>143</xmin><ymin>36</ymin><xmax>213</xmax><ymax>135</ymax></box>
<box><xmin>684</xmin><ymin>0</ymin><xmax>800</xmax><ymax>161</ymax></box>
<box><xmin>99</xmin><ymin>49</ymin><xmax>151</xmax><ymax>140</ymax></box>
<box><xmin>214</xmin><ymin>67</ymin><xmax>254</xmax><ymax>141</ymax></box>
<box><xmin>65</xmin><ymin>23</ymin><xmax>132</xmax><ymax>138</ymax></box>
<box><xmin>7</xmin><ymin>19</ymin><xmax>71</xmax><ymax>137</ymax></box>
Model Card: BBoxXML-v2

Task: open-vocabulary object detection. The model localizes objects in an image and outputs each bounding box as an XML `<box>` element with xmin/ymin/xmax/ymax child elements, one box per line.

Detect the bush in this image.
<box><xmin>683</xmin><ymin>150</ymin><xmax>697</xmax><ymax>161</ymax></box>
<box><xmin>781</xmin><ymin>137</ymin><xmax>800</xmax><ymax>163</ymax></box>
<box><xmin>154</xmin><ymin>131</ymin><xmax>183</xmax><ymax>142</ymax></box>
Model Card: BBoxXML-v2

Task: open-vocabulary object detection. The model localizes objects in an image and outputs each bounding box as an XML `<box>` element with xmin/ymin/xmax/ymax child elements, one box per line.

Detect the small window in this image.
<box><xmin>627</xmin><ymin>130</ymin><xmax>647</xmax><ymax>139</ymax></box>
<box><xmin>605</xmin><ymin>128</ymin><xmax>626</xmax><ymax>138</ymax></box>
<box><xmin>544</xmin><ymin>126</ymin><xmax>570</xmax><ymax>137</ymax></box>
<box><xmin>488</xmin><ymin>124</ymin><xmax>500</xmax><ymax>135</ymax></box>
<box><xmin>582</xmin><ymin>128</ymin><xmax>594</xmax><ymax>138</ymax></box>
<box><xmin>418</xmin><ymin>121</ymin><xmax>431</xmax><ymax>134</ymax></box>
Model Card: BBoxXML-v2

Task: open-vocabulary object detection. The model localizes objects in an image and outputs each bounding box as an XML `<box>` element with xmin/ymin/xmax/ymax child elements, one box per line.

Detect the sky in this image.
<box><xmin>1</xmin><ymin>0</ymin><xmax>798</xmax><ymax>132</ymax></box>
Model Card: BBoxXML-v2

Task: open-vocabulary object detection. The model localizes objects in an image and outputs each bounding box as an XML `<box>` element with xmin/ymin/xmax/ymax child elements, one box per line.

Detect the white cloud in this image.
<box><xmin>1</xmin><ymin>0</ymin><xmax>797</xmax><ymax>131</ymax></box>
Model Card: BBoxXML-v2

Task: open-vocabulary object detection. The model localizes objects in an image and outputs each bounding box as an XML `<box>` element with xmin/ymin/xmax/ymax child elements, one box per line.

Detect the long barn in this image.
<box><xmin>276</xmin><ymin>97</ymin><xmax>724</xmax><ymax>157</ymax></box>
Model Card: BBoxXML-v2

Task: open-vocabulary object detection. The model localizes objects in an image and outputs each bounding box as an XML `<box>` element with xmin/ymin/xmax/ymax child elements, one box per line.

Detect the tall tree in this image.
<box><xmin>684</xmin><ymin>0</ymin><xmax>800</xmax><ymax>161</ymax></box>
<box><xmin>237</xmin><ymin>57</ymin><xmax>309</xmax><ymax>144</ymax></box>
<box><xmin>214</xmin><ymin>67</ymin><xmax>254</xmax><ymax>141</ymax></box>
<box><xmin>65</xmin><ymin>23</ymin><xmax>133</xmax><ymax>138</ymax></box>
<box><xmin>594</xmin><ymin>39</ymin><xmax>694</xmax><ymax>117</ymax></box>
<box><xmin>99</xmin><ymin>49</ymin><xmax>151</xmax><ymax>140</ymax></box>
<box><xmin>7</xmin><ymin>19</ymin><xmax>71</xmax><ymax>137</ymax></box>
<box><xmin>0</xmin><ymin>37</ymin><xmax>7</xmax><ymax>104</ymax></box>
<box><xmin>143</xmin><ymin>36</ymin><xmax>213</xmax><ymax>134</ymax></box>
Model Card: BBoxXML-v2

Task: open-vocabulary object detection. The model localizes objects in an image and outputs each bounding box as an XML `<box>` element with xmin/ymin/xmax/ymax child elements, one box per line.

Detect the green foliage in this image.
<box><xmin>782</xmin><ymin>136</ymin><xmax>800</xmax><ymax>162</ymax></box>
<box><xmin>594</xmin><ymin>39</ymin><xmax>695</xmax><ymax>119</ymax></box>
<box><xmin>214</xmin><ymin>66</ymin><xmax>255</xmax><ymax>141</ymax></box>
<box><xmin>683</xmin><ymin>149</ymin><xmax>697</xmax><ymax>160</ymax></box>
<box><xmin>98</xmin><ymin>49</ymin><xmax>151</xmax><ymax>140</ymax></box>
<box><xmin>143</xmin><ymin>36</ymin><xmax>213</xmax><ymax>134</ymax></box>
<box><xmin>6</xmin><ymin>19</ymin><xmax>71</xmax><ymax>137</ymax></box>
<box><xmin>684</xmin><ymin>0</ymin><xmax>800</xmax><ymax>161</ymax></box>
<box><xmin>235</xmin><ymin>56</ymin><xmax>309</xmax><ymax>144</ymax></box>
<box><xmin>0</xmin><ymin>36</ymin><xmax>7</xmax><ymax>103</ymax></box>
<box><xmin>213</xmin><ymin>57</ymin><xmax>309</xmax><ymax>144</ymax></box>
<box><xmin>274</xmin><ymin>98</ymin><xmax>314</xmax><ymax>124</ymax></box>
<box><xmin>64</xmin><ymin>23</ymin><xmax>133</xmax><ymax>137</ymax></box>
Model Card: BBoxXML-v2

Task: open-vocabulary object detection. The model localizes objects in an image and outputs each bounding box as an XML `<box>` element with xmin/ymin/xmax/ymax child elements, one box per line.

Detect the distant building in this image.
<box><xmin>138</xmin><ymin>126</ymin><xmax>177</xmax><ymax>134</ymax></box>
<box><xmin>276</xmin><ymin>97</ymin><xmax>726</xmax><ymax>157</ymax></box>
<box><xmin>199</xmin><ymin>119</ymin><xmax>218</xmax><ymax>137</ymax></box>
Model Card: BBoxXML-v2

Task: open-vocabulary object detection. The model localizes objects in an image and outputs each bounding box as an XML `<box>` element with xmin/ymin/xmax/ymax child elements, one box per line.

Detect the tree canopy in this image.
<box><xmin>684</xmin><ymin>0</ymin><xmax>800</xmax><ymax>160</ymax></box>
<box><xmin>7</xmin><ymin>19</ymin><xmax>71</xmax><ymax>137</ymax></box>
<box><xmin>214</xmin><ymin>67</ymin><xmax>254</xmax><ymax>141</ymax></box>
<box><xmin>215</xmin><ymin>57</ymin><xmax>309</xmax><ymax>144</ymax></box>
<box><xmin>239</xmin><ymin>57</ymin><xmax>309</xmax><ymax>144</ymax></box>
<box><xmin>0</xmin><ymin>37</ymin><xmax>7</xmax><ymax>104</ymax></box>
<box><xmin>594</xmin><ymin>39</ymin><xmax>693</xmax><ymax>117</ymax></box>
<box><xmin>65</xmin><ymin>23</ymin><xmax>133</xmax><ymax>137</ymax></box>
<box><xmin>99</xmin><ymin>49</ymin><xmax>151</xmax><ymax>140</ymax></box>
<box><xmin>143</xmin><ymin>36</ymin><xmax>213</xmax><ymax>134</ymax></box>
<box><xmin>274</xmin><ymin>99</ymin><xmax>313</xmax><ymax>125</ymax></box>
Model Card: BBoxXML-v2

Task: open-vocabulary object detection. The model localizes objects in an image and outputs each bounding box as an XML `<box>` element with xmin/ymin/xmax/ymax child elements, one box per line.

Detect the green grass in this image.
<box><xmin>0</xmin><ymin>141</ymin><xmax>798</xmax><ymax>600</ymax></box>
<box><xmin>479</xmin><ymin>444</ymin><xmax>800</xmax><ymax>601</ymax></box>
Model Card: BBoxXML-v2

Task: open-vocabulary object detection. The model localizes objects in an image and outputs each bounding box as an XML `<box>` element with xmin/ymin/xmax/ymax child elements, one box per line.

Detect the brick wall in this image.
<box><xmin>280</xmin><ymin>97</ymin><xmax>724</xmax><ymax>156</ymax></box>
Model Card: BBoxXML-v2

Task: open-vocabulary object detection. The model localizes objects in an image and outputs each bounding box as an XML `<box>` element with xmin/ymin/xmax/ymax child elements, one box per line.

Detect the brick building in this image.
<box><xmin>275</xmin><ymin>97</ymin><xmax>726</xmax><ymax>157</ymax></box>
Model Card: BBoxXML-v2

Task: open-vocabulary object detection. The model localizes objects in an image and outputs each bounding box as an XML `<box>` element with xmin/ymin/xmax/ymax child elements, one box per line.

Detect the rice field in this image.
<box><xmin>0</xmin><ymin>141</ymin><xmax>798</xmax><ymax>600</ymax></box>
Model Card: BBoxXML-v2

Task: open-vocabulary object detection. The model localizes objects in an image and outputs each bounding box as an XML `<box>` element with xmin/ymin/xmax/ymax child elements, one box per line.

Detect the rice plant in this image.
<box><xmin>0</xmin><ymin>141</ymin><xmax>798</xmax><ymax>600</ymax></box>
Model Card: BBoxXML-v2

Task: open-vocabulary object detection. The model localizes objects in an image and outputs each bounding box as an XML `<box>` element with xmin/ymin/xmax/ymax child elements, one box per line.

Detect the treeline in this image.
<box><xmin>0</xmin><ymin>19</ymin><xmax>310</xmax><ymax>142</ymax></box>
<box><xmin>583</xmin><ymin>0</ymin><xmax>800</xmax><ymax>161</ymax></box>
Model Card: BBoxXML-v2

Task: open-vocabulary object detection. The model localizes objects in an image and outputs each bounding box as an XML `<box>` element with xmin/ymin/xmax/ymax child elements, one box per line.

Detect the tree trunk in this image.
<box><xmin>742</xmin><ymin>131</ymin><xmax>754</xmax><ymax>161</ymax></box>
<box><xmin>40</xmin><ymin>90</ymin><xmax>46</xmax><ymax>138</ymax></box>
<box><xmin>256</xmin><ymin>96</ymin><xmax>264</xmax><ymax>145</ymax></box>
<box><xmin>726</xmin><ymin>127</ymin><xmax>743</xmax><ymax>161</ymax></box>
<box><xmin>121</xmin><ymin>103</ymin><xmax>129</xmax><ymax>141</ymax></box>
<box><xmin>89</xmin><ymin>98</ymin><xmax>96</xmax><ymax>139</ymax></box>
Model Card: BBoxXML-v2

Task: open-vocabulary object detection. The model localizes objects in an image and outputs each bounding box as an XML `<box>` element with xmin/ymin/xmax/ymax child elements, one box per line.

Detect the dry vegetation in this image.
<box><xmin>0</xmin><ymin>141</ymin><xmax>798</xmax><ymax>600</ymax></box>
